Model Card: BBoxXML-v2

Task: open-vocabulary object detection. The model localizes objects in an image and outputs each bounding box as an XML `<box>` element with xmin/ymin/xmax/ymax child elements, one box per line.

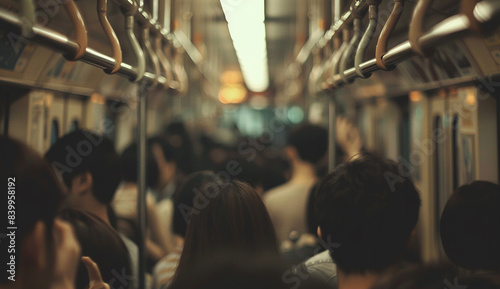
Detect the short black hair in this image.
<box><xmin>44</xmin><ymin>130</ymin><xmax>121</xmax><ymax>204</ymax></box>
<box><xmin>120</xmin><ymin>141</ymin><xmax>159</xmax><ymax>189</ymax></box>
<box><xmin>60</xmin><ymin>209</ymin><xmax>132</xmax><ymax>289</ymax></box>
<box><xmin>440</xmin><ymin>181</ymin><xmax>500</xmax><ymax>271</ymax></box>
<box><xmin>315</xmin><ymin>152</ymin><xmax>421</xmax><ymax>274</ymax></box>
<box><xmin>172</xmin><ymin>171</ymin><xmax>219</xmax><ymax>237</ymax></box>
<box><xmin>287</xmin><ymin>124</ymin><xmax>327</xmax><ymax>165</ymax></box>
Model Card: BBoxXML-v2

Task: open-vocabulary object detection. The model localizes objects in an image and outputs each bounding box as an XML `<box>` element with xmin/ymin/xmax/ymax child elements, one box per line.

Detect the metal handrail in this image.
<box><xmin>97</xmin><ymin>0</ymin><xmax>122</xmax><ymax>73</ymax></box>
<box><xmin>63</xmin><ymin>0</ymin><xmax>88</xmax><ymax>60</ymax></box>
<box><xmin>322</xmin><ymin>0</ymin><xmax>500</xmax><ymax>91</ymax></box>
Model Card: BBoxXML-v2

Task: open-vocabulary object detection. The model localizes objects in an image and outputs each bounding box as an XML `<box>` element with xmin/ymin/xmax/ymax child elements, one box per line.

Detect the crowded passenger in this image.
<box><xmin>113</xmin><ymin>141</ymin><xmax>171</xmax><ymax>265</ymax></box>
<box><xmin>440</xmin><ymin>181</ymin><xmax>500</xmax><ymax>273</ymax></box>
<box><xmin>313</xmin><ymin>152</ymin><xmax>421</xmax><ymax>289</ymax></box>
<box><xmin>59</xmin><ymin>208</ymin><xmax>132</xmax><ymax>289</ymax></box>
<box><xmin>0</xmin><ymin>136</ymin><xmax>105</xmax><ymax>289</ymax></box>
<box><xmin>169</xmin><ymin>179</ymin><xmax>280</xmax><ymax>288</ymax></box>
<box><xmin>264</xmin><ymin>123</ymin><xmax>328</xmax><ymax>246</ymax></box>
<box><xmin>153</xmin><ymin>171</ymin><xmax>218</xmax><ymax>288</ymax></box>
<box><xmin>44</xmin><ymin>130</ymin><xmax>139</xmax><ymax>288</ymax></box>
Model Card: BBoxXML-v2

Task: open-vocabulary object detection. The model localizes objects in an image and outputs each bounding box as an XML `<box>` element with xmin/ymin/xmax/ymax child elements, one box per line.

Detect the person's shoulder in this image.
<box><xmin>304</xmin><ymin>250</ymin><xmax>338</xmax><ymax>286</ymax></box>
<box><xmin>264</xmin><ymin>182</ymin><xmax>294</xmax><ymax>202</ymax></box>
<box><xmin>305</xmin><ymin>250</ymin><xmax>334</xmax><ymax>266</ymax></box>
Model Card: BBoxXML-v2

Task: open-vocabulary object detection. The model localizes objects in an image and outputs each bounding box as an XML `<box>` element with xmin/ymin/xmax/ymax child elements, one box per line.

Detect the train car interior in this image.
<box><xmin>1</xmin><ymin>0</ymin><xmax>500</xmax><ymax>288</ymax></box>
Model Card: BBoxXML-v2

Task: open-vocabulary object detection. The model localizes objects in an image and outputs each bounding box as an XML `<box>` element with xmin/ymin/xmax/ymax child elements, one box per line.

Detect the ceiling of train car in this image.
<box><xmin>0</xmin><ymin>0</ymin><xmax>468</xmax><ymax>99</ymax></box>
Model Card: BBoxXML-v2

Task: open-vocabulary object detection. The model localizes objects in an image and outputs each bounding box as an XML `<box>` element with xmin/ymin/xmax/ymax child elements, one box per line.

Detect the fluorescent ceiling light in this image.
<box><xmin>220</xmin><ymin>0</ymin><xmax>269</xmax><ymax>92</ymax></box>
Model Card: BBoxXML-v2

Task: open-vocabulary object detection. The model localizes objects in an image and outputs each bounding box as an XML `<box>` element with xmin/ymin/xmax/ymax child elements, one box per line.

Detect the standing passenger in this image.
<box><xmin>169</xmin><ymin>180</ymin><xmax>280</xmax><ymax>287</ymax></box>
<box><xmin>440</xmin><ymin>181</ymin><xmax>500</xmax><ymax>272</ymax></box>
<box><xmin>264</xmin><ymin>124</ymin><xmax>328</xmax><ymax>245</ymax></box>
<box><xmin>44</xmin><ymin>130</ymin><xmax>139</xmax><ymax>289</ymax></box>
<box><xmin>153</xmin><ymin>171</ymin><xmax>218</xmax><ymax>289</ymax></box>
<box><xmin>0</xmin><ymin>136</ymin><xmax>79</xmax><ymax>289</ymax></box>
<box><xmin>314</xmin><ymin>152</ymin><xmax>421</xmax><ymax>289</ymax></box>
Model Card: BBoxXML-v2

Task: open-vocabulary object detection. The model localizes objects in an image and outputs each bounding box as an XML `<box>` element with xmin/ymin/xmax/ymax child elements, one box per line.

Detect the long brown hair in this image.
<box><xmin>172</xmin><ymin>179</ymin><xmax>279</xmax><ymax>283</ymax></box>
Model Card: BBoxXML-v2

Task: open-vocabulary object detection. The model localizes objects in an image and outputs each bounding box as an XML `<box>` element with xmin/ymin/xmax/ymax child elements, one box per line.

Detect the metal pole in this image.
<box><xmin>137</xmin><ymin>84</ymin><xmax>147</xmax><ymax>289</ymax></box>
<box><xmin>328</xmin><ymin>0</ymin><xmax>341</xmax><ymax>172</ymax></box>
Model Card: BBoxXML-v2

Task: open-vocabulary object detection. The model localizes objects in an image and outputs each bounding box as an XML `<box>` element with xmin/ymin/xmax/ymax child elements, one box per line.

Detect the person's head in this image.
<box><xmin>0</xmin><ymin>136</ymin><xmax>67</xmax><ymax>288</ymax></box>
<box><xmin>315</xmin><ymin>152</ymin><xmax>421</xmax><ymax>275</ymax></box>
<box><xmin>120</xmin><ymin>141</ymin><xmax>159</xmax><ymax>189</ymax></box>
<box><xmin>286</xmin><ymin>123</ymin><xmax>328</xmax><ymax>166</ymax></box>
<box><xmin>173</xmin><ymin>180</ymin><xmax>279</xmax><ymax>282</ymax></box>
<box><xmin>440</xmin><ymin>181</ymin><xmax>500</xmax><ymax>271</ymax></box>
<box><xmin>44</xmin><ymin>130</ymin><xmax>121</xmax><ymax>206</ymax></box>
<box><xmin>172</xmin><ymin>171</ymin><xmax>220</xmax><ymax>238</ymax></box>
<box><xmin>165</xmin><ymin>121</ymin><xmax>194</xmax><ymax>175</ymax></box>
<box><xmin>60</xmin><ymin>209</ymin><xmax>132</xmax><ymax>289</ymax></box>
<box><xmin>148</xmin><ymin>136</ymin><xmax>177</xmax><ymax>190</ymax></box>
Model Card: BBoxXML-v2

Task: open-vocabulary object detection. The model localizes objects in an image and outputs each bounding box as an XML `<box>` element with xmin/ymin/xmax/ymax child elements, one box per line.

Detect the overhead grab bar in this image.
<box><xmin>122</xmin><ymin>2</ymin><xmax>146</xmax><ymax>82</ymax></box>
<box><xmin>376</xmin><ymin>0</ymin><xmax>405</xmax><ymax>70</ymax></box>
<box><xmin>173</xmin><ymin>45</ymin><xmax>188</xmax><ymax>96</ymax></box>
<box><xmin>140</xmin><ymin>11</ymin><xmax>160</xmax><ymax>87</ymax></box>
<box><xmin>154</xmin><ymin>29</ymin><xmax>174</xmax><ymax>89</ymax></box>
<box><xmin>328</xmin><ymin>27</ymin><xmax>350</xmax><ymax>87</ymax></box>
<box><xmin>20</xmin><ymin>0</ymin><xmax>35</xmax><ymax>38</ymax></box>
<box><xmin>408</xmin><ymin>0</ymin><xmax>433</xmax><ymax>56</ymax></box>
<box><xmin>97</xmin><ymin>0</ymin><xmax>122</xmax><ymax>73</ymax></box>
<box><xmin>354</xmin><ymin>0</ymin><xmax>381</xmax><ymax>78</ymax></box>
<box><xmin>340</xmin><ymin>17</ymin><xmax>362</xmax><ymax>83</ymax></box>
<box><xmin>461</xmin><ymin>0</ymin><xmax>480</xmax><ymax>33</ymax></box>
<box><xmin>63</xmin><ymin>0</ymin><xmax>88</xmax><ymax>60</ymax></box>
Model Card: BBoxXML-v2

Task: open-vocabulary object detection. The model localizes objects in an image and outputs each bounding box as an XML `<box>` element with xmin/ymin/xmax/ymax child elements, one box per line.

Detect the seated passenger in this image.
<box><xmin>169</xmin><ymin>180</ymin><xmax>280</xmax><ymax>287</ymax></box>
<box><xmin>314</xmin><ymin>152</ymin><xmax>421</xmax><ymax>289</ymax></box>
<box><xmin>60</xmin><ymin>209</ymin><xmax>132</xmax><ymax>289</ymax></box>
<box><xmin>0</xmin><ymin>136</ymin><xmax>79</xmax><ymax>289</ymax></box>
<box><xmin>440</xmin><ymin>181</ymin><xmax>500</xmax><ymax>272</ymax></box>
<box><xmin>113</xmin><ymin>141</ymin><xmax>171</xmax><ymax>264</ymax></box>
<box><xmin>153</xmin><ymin>171</ymin><xmax>218</xmax><ymax>288</ymax></box>
<box><xmin>264</xmin><ymin>123</ymin><xmax>328</xmax><ymax>245</ymax></box>
<box><xmin>44</xmin><ymin>130</ymin><xmax>139</xmax><ymax>289</ymax></box>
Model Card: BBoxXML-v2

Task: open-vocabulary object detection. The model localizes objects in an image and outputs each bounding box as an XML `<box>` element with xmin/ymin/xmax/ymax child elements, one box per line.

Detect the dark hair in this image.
<box><xmin>440</xmin><ymin>181</ymin><xmax>500</xmax><ymax>271</ymax></box>
<box><xmin>44</xmin><ymin>130</ymin><xmax>121</xmax><ymax>204</ymax></box>
<box><xmin>371</xmin><ymin>263</ymin><xmax>458</xmax><ymax>289</ymax></box>
<box><xmin>170</xmin><ymin>249</ymin><xmax>331</xmax><ymax>289</ymax></box>
<box><xmin>371</xmin><ymin>263</ymin><xmax>500</xmax><ymax>289</ymax></box>
<box><xmin>120</xmin><ymin>141</ymin><xmax>159</xmax><ymax>189</ymax></box>
<box><xmin>315</xmin><ymin>152</ymin><xmax>421</xmax><ymax>274</ymax></box>
<box><xmin>287</xmin><ymin>123</ymin><xmax>328</xmax><ymax>165</ymax></box>
<box><xmin>165</xmin><ymin>121</ymin><xmax>194</xmax><ymax>175</ymax></box>
<box><xmin>172</xmin><ymin>171</ymin><xmax>219</xmax><ymax>237</ymax></box>
<box><xmin>60</xmin><ymin>209</ymin><xmax>132</xmax><ymax>289</ymax></box>
<box><xmin>172</xmin><ymin>180</ymin><xmax>279</xmax><ymax>283</ymax></box>
<box><xmin>0</xmin><ymin>136</ymin><xmax>64</xmax><ymax>282</ymax></box>
<box><xmin>149</xmin><ymin>135</ymin><xmax>175</xmax><ymax>163</ymax></box>
<box><xmin>306</xmin><ymin>182</ymin><xmax>320</xmax><ymax>235</ymax></box>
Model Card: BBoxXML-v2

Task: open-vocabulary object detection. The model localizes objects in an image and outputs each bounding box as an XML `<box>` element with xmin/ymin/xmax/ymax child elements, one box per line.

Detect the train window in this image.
<box><xmin>50</xmin><ymin>119</ymin><xmax>60</xmax><ymax>146</ymax></box>
<box><xmin>452</xmin><ymin>115</ymin><xmax>459</xmax><ymax>191</ymax></box>
<box><xmin>69</xmin><ymin>119</ymin><xmax>79</xmax><ymax>132</ymax></box>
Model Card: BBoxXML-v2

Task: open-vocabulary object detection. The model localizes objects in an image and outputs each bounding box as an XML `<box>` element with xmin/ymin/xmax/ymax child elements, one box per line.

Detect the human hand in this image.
<box><xmin>51</xmin><ymin>219</ymin><xmax>81</xmax><ymax>289</ymax></box>
<box><xmin>82</xmin><ymin>256</ymin><xmax>110</xmax><ymax>289</ymax></box>
<box><xmin>336</xmin><ymin>116</ymin><xmax>362</xmax><ymax>160</ymax></box>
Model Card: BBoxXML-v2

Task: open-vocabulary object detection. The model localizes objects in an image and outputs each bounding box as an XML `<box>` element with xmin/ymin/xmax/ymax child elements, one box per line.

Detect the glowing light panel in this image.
<box><xmin>220</xmin><ymin>0</ymin><xmax>269</xmax><ymax>92</ymax></box>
